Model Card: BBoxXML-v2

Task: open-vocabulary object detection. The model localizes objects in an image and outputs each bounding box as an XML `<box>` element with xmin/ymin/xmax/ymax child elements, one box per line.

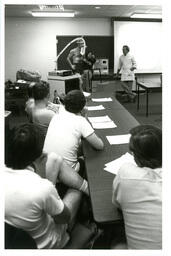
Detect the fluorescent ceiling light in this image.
<box><xmin>131</xmin><ymin>13</ymin><xmax>162</xmax><ymax>19</ymax></box>
<box><xmin>32</xmin><ymin>11</ymin><xmax>75</xmax><ymax>17</ymax></box>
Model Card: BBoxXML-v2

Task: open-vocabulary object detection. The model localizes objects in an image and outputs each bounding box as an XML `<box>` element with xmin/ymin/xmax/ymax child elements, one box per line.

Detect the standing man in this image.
<box><xmin>116</xmin><ymin>45</ymin><xmax>137</xmax><ymax>102</ymax></box>
<box><xmin>82</xmin><ymin>52</ymin><xmax>96</xmax><ymax>92</ymax></box>
<box><xmin>67</xmin><ymin>38</ymin><xmax>85</xmax><ymax>91</ymax></box>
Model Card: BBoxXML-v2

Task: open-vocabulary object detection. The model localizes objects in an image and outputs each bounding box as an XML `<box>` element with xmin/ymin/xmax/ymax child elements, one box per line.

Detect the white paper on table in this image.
<box><xmin>5</xmin><ymin>110</ymin><xmax>11</xmax><ymax>117</ymax></box>
<box><xmin>87</xmin><ymin>105</ymin><xmax>105</xmax><ymax>111</ymax></box>
<box><xmin>106</xmin><ymin>134</ymin><xmax>131</xmax><ymax>145</ymax></box>
<box><xmin>92</xmin><ymin>121</ymin><xmax>117</xmax><ymax>129</ymax></box>
<box><xmin>88</xmin><ymin>115</ymin><xmax>111</xmax><ymax>123</ymax></box>
<box><xmin>92</xmin><ymin>97</ymin><xmax>112</xmax><ymax>102</ymax></box>
<box><xmin>104</xmin><ymin>152</ymin><xmax>136</xmax><ymax>175</ymax></box>
<box><xmin>83</xmin><ymin>91</ymin><xmax>91</xmax><ymax>97</ymax></box>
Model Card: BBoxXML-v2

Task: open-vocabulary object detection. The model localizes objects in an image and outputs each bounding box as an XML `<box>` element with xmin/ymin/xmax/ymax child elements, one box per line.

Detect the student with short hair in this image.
<box><xmin>25</xmin><ymin>81</ymin><xmax>60</xmax><ymax>135</ymax></box>
<box><xmin>112</xmin><ymin>125</ymin><xmax>162</xmax><ymax>249</ymax></box>
<box><xmin>4</xmin><ymin>123</ymin><xmax>96</xmax><ymax>249</ymax></box>
<box><xmin>43</xmin><ymin>90</ymin><xmax>104</xmax><ymax>172</ymax></box>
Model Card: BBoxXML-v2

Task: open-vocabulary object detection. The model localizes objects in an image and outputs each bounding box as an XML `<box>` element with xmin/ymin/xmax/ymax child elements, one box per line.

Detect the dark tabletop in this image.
<box><xmin>82</xmin><ymin>83</ymin><xmax>139</xmax><ymax>224</ymax></box>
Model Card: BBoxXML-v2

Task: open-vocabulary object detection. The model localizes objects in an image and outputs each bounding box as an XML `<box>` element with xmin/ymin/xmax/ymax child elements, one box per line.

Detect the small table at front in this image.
<box><xmin>82</xmin><ymin>89</ymin><xmax>139</xmax><ymax>224</ymax></box>
<box><xmin>137</xmin><ymin>81</ymin><xmax>162</xmax><ymax>117</ymax></box>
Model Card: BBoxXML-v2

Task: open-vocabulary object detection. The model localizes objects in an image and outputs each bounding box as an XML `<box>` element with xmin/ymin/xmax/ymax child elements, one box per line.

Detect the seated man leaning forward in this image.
<box><xmin>43</xmin><ymin>90</ymin><xmax>104</xmax><ymax>172</ymax></box>
<box><xmin>25</xmin><ymin>80</ymin><xmax>61</xmax><ymax>135</ymax></box>
<box><xmin>4</xmin><ymin>123</ymin><xmax>94</xmax><ymax>249</ymax></box>
<box><xmin>112</xmin><ymin>125</ymin><xmax>162</xmax><ymax>249</ymax></box>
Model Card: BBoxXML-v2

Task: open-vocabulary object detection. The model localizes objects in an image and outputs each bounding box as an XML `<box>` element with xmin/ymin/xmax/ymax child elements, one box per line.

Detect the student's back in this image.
<box><xmin>43</xmin><ymin>90</ymin><xmax>104</xmax><ymax>172</ymax></box>
<box><xmin>44</xmin><ymin>107</ymin><xmax>94</xmax><ymax>171</ymax></box>
<box><xmin>4</xmin><ymin>166</ymin><xmax>69</xmax><ymax>249</ymax></box>
<box><xmin>112</xmin><ymin>162</ymin><xmax>162</xmax><ymax>249</ymax></box>
<box><xmin>112</xmin><ymin>125</ymin><xmax>162</xmax><ymax>249</ymax></box>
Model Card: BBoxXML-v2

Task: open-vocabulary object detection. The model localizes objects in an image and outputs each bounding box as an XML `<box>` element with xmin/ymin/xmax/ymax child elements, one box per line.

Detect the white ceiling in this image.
<box><xmin>5</xmin><ymin>4</ymin><xmax>162</xmax><ymax>18</ymax></box>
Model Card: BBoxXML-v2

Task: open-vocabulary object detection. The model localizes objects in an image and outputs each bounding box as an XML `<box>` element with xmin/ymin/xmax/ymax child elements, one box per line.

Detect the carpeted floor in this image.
<box><xmin>93</xmin><ymin>80</ymin><xmax>162</xmax><ymax>129</ymax></box>
<box><xmin>118</xmin><ymin>92</ymin><xmax>162</xmax><ymax>129</ymax></box>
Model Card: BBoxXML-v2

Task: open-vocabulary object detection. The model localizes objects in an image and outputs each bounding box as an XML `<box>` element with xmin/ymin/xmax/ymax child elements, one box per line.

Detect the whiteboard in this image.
<box><xmin>113</xmin><ymin>21</ymin><xmax>162</xmax><ymax>73</ymax></box>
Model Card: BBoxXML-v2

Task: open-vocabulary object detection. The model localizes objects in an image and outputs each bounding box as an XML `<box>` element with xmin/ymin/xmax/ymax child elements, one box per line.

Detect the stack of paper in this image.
<box><xmin>104</xmin><ymin>152</ymin><xmax>136</xmax><ymax>175</ymax></box>
<box><xmin>92</xmin><ymin>97</ymin><xmax>112</xmax><ymax>102</ymax></box>
<box><xmin>87</xmin><ymin>105</ymin><xmax>105</xmax><ymax>111</ymax></box>
<box><xmin>88</xmin><ymin>115</ymin><xmax>117</xmax><ymax>129</ymax></box>
<box><xmin>106</xmin><ymin>134</ymin><xmax>131</xmax><ymax>145</ymax></box>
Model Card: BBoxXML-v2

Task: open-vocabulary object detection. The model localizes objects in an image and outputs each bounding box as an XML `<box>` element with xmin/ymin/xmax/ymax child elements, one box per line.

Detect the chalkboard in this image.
<box><xmin>56</xmin><ymin>36</ymin><xmax>114</xmax><ymax>71</ymax></box>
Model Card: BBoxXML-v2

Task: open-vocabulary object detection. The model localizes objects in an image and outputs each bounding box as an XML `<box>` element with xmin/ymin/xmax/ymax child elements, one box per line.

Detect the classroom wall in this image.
<box><xmin>5</xmin><ymin>17</ymin><xmax>112</xmax><ymax>81</ymax></box>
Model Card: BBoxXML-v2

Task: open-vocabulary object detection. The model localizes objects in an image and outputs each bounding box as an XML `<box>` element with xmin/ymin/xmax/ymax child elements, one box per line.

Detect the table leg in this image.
<box><xmin>99</xmin><ymin>69</ymin><xmax>102</xmax><ymax>83</ymax></box>
<box><xmin>146</xmin><ymin>89</ymin><xmax>149</xmax><ymax>117</ymax></box>
<box><xmin>137</xmin><ymin>84</ymin><xmax>140</xmax><ymax>111</ymax></box>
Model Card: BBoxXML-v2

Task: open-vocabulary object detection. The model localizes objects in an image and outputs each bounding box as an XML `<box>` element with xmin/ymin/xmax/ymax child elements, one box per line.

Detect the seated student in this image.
<box><xmin>4</xmin><ymin>123</ymin><xmax>97</xmax><ymax>249</ymax></box>
<box><xmin>112</xmin><ymin>125</ymin><xmax>162</xmax><ymax>249</ymax></box>
<box><xmin>25</xmin><ymin>81</ymin><xmax>60</xmax><ymax>134</ymax></box>
<box><xmin>43</xmin><ymin>90</ymin><xmax>104</xmax><ymax>172</ymax></box>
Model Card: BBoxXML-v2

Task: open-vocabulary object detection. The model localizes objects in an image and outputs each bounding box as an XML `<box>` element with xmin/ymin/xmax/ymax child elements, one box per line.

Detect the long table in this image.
<box><xmin>82</xmin><ymin>83</ymin><xmax>139</xmax><ymax>224</ymax></box>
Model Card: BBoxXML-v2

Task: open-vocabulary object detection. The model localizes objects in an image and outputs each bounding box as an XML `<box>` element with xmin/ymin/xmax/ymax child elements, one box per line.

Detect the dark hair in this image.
<box><xmin>64</xmin><ymin>90</ymin><xmax>86</xmax><ymax>113</ymax></box>
<box><xmin>129</xmin><ymin>125</ymin><xmax>162</xmax><ymax>169</ymax></box>
<box><xmin>123</xmin><ymin>45</ymin><xmax>130</xmax><ymax>52</ymax></box>
<box><xmin>5</xmin><ymin>123</ymin><xmax>44</xmax><ymax>169</ymax></box>
<box><xmin>32</xmin><ymin>80</ymin><xmax>49</xmax><ymax>100</ymax></box>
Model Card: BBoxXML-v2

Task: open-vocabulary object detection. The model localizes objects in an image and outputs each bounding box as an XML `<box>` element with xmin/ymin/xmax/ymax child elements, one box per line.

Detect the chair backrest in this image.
<box><xmin>5</xmin><ymin>222</ymin><xmax>37</xmax><ymax>249</ymax></box>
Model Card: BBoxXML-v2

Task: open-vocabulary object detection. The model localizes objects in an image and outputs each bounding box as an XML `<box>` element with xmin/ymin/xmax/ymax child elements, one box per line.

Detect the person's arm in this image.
<box><xmin>44</xmin><ymin>182</ymin><xmax>71</xmax><ymax>224</ymax></box>
<box><xmin>53</xmin><ymin>204</ymin><xmax>71</xmax><ymax>224</ymax></box>
<box><xmin>45</xmin><ymin>152</ymin><xmax>89</xmax><ymax>195</ymax></box>
<box><xmin>112</xmin><ymin>175</ymin><xmax>121</xmax><ymax>209</ymax></box>
<box><xmin>80</xmin><ymin>117</ymin><xmax>104</xmax><ymax>150</ymax></box>
<box><xmin>130</xmin><ymin>56</ymin><xmax>137</xmax><ymax>71</ymax></box>
<box><xmin>85</xmin><ymin>132</ymin><xmax>104</xmax><ymax>150</ymax></box>
<box><xmin>45</xmin><ymin>152</ymin><xmax>61</xmax><ymax>185</ymax></box>
<box><xmin>59</xmin><ymin>160</ymin><xmax>89</xmax><ymax>195</ymax></box>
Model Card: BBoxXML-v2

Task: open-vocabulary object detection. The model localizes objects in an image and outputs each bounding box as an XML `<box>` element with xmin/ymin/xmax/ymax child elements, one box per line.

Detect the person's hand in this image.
<box><xmin>130</xmin><ymin>67</ymin><xmax>135</xmax><ymax>71</ymax></box>
<box><xmin>72</xmin><ymin>64</ymin><xmax>76</xmax><ymax>71</ymax></box>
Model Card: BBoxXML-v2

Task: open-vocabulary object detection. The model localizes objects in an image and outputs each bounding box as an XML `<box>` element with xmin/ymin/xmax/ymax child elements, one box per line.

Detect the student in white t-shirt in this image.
<box><xmin>5</xmin><ymin>123</ymin><xmax>96</xmax><ymax>249</ymax></box>
<box><xmin>43</xmin><ymin>90</ymin><xmax>104</xmax><ymax>172</ymax></box>
<box><xmin>112</xmin><ymin>125</ymin><xmax>162</xmax><ymax>249</ymax></box>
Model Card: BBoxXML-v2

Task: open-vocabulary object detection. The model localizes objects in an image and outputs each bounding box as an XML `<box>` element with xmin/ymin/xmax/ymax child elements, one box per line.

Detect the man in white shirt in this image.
<box><xmin>43</xmin><ymin>90</ymin><xmax>104</xmax><ymax>172</ymax></box>
<box><xmin>112</xmin><ymin>125</ymin><xmax>162</xmax><ymax>249</ymax></box>
<box><xmin>5</xmin><ymin>123</ymin><xmax>95</xmax><ymax>249</ymax></box>
<box><xmin>116</xmin><ymin>45</ymin><xmax>137</xmax><ymax>102</ymax></box>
